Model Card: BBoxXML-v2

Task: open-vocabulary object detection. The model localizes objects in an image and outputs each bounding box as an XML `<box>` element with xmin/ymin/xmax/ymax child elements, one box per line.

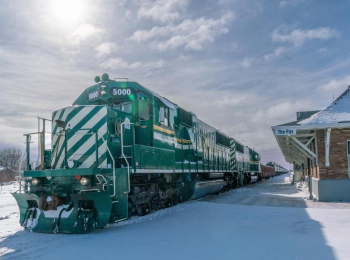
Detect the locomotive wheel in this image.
<box><xmin>172</xmin><ymin>193</ymin><xmax>179</xmax><ymax>205</ymax></box>
<box><xmin>243</xmin><ymin>177</ymin><xmax>247</xmax><ymax>186</ymax></box>
<box><xmin>136</xmin><ymin>207</ymin><xmax>143</xmax><ymax>216</ymax></box>
<box><xmin>231</xmin><ymin>179</ymin><xmax>237</xmax><ymax>189</ymax></box>
<box><xmin>136</xmin><ymin>205</ymin><xmax>150</xmax><ymax>216</ymax></box>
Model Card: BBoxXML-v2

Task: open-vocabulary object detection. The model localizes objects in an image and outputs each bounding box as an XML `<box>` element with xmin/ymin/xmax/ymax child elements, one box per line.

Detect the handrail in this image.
<box><xmin>101</xmin><ymin>136</ymin><xmax>116</xmax><ymax>197</ymax></box>
<box><xmin>79</xmin><ymin>189</ymin><xmax>100</xmax><ymax>193</ymax></box>
<box><xmin>95</xmin><ymin>174</ymin><xmax>107</xmax><ymax>185</ymax></box>
<box><xmin>121</xmin><ymin>122</ymin><xmax>133</xmax><ymax>194</ymax></box>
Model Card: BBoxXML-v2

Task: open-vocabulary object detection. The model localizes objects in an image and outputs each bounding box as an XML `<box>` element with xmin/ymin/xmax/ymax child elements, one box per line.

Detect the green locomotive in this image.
<box><xmin>13</xmin><ymin>73</ymin><xmax>261</xmax><ymax>233</ymax></box>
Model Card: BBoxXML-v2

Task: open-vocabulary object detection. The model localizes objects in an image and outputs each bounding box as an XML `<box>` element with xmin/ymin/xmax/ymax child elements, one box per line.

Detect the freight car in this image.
<box><xmin>261</xmin><ymin>164</ymin><xmax>275</xmax><ymax>179</ymax></box>
<box><xmin>13</xmin><ymin>73</ymin><xmax>262</xmax><ymax>234</ymax></box>
<box><xmin>266</xmin><ymin>162</ymin><xmax>289</xmax><ymax>175</ymax></box>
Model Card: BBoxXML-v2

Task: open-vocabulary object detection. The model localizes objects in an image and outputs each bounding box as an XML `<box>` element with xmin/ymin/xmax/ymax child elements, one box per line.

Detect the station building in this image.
<box><xmin>272</xmin><ymin>86</ymin><xmax>350</xmax><ymax>202</ymax></box>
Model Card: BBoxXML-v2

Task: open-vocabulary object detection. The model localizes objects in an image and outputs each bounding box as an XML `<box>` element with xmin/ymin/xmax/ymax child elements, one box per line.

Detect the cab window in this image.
<box><xmin>112</xmin><ymin>101</ymin><xmax>132</xmax><ymax>113</ymax></box>
<box><xmin>159</xmin><ymin>106</ymin><xmax>169</xmax><ymax>126</ymax></box>
<box><xmin>138</xmin><ymin>97</ymin><xmax>150</xmax><ymax>120</ymax></box>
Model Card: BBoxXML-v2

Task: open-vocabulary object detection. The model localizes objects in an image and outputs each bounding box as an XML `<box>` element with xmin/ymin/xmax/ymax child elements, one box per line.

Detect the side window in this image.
<box><xmin>138</xmin><ymin>97</ymin><xmax>150</xmax><ymax>120</ymax></box>
<box><xmin>159</xmin><ymin>106</ymin><xmax>169</xmax><ymax>126</ymax></box>
<box><xmin>164</xmin><ymin>108</ymin><xmax>169</xmax><ymax>126</ymax></box>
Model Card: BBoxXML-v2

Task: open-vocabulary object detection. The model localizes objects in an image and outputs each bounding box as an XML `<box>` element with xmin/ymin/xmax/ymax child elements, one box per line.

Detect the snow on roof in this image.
<box><xmin>300</xmin><ymin>86</ymin><xmax>350</xmax><ymax>125</ymax></box>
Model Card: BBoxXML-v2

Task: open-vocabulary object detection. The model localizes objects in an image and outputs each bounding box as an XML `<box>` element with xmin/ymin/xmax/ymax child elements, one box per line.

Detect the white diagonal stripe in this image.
<box><xmin>71</xmin><ymin>122</ymin><xmax>107</xmax><ymax>167</ymax></box>
<box><xmin>51</xmin><ymin>108</ymin><xmax>72</xmax><ymax>166</ymax></box>
<box><xmin>65</xmin><ymin>106</ymin><xmax>95</xmax><ymax>130</ymax></box>
<box><xmin>51</xmin><ymin>106</ymin><xmax>104</xmax><ymax>168</ymax></box>
<box><xmin>79</xmin><ymin>139</ymin><xmax>107</xmax><ymax>169</ymax></box>
<box><xmin>53</xmin><ymin>136</ymin><xmax>65</xmax><ymax>169</ymax></box>
<box><xmin>67</xmin><ymin>134</ymin><xmax>96</xmax><ymax>161</ymax></box>
<box><xmin>98</xmin><ymin>158</ymin><xmax>107</xmax><ymax>168</ymax></box>
<box><xmin>67</xmin><ymin>107</ymin><xmax>106</xmax><ymax>151</ymax></box>
<box><xmin>52</xmin><ymin>107</ymin><xmax>72</xmax><ymax>151</ymax></box>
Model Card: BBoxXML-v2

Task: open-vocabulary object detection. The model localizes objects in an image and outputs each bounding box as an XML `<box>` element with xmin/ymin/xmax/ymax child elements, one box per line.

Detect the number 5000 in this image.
<box><xmin>113</xmin><ymin>89</ymin><xmax>131</xmax><ymax>95</ymax></box>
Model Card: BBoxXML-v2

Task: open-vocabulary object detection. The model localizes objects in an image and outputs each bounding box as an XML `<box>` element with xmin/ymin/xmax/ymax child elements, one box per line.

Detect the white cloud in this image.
<box><xmin>279</xmin><ymin>0</ymin><xmax>306</xmax><ymax>8</ymax></box>
<box><xmin>241</xmin><ymin>58</ymin><xmax>256</xmax><ymax>68</ymax></box>
<box><xmin>68</xmin><ymin>24</ymin><xmax>105</xmax><ymax>45</ymax></box>
<box><xmin>317</xmin><ymin>48</ymin><xmax>327</xmax><ymax>53</ymax></box>
<box><xmin>259</xmin><ymin>26</ymin><xmax>339</xmax><ymax>62</ymax></box>
<box><xmin>129</xmin><ymin>12</ymin><xmax>234</xmax><ymax>51</ymax></box>
<box><xmin>264</xmin><ymin>46</ymin><xmax>290</xmax><ymax>61</ymax></box>
<box><xmin>319</xmin><ymin>75</ymin><xmax>350</xmax><ymax>92</ymax></box>
<box><xmin>100</xmin><ymin>57</ymin><xmax>164</xmax><ymax>71</ymax></box>
<box><xmin>95</xmin><ymin>42</ymin><xmax>118</xmax><ymax>58</ymax></box>
<box><xmin>138</xmin><ymin>0</ymin><xmax>189</xmax><ymax>24</ymax></box>
<box><xmin>272</xmin><ymin>26</ymin><xmax>340</xmax><ymax>47</ymax></box>
<box><xmin>125</xmin><ymin>10</ymin><xmax>131</xmax><ymax>19</ymax></box>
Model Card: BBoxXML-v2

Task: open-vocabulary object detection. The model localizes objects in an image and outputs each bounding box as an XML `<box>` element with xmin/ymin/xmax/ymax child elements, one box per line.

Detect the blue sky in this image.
<box><xmin>1</xmin><ymin>0</ymin><xmax>350</xmax><ymax>167</ymax></box>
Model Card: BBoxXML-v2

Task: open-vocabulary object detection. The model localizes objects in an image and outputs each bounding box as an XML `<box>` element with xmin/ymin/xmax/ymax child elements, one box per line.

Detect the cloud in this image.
<box><xmin>319</xmin><ymin>75</ymin><xmax>350</xmax><ymax>92</ymax></box>
<box><xmin>100</xmin><ymin>57</ymin><xmax>164</xmax><ymax>71</ymax></box>
<box><xmin>68</xmin><ymin>24</ymin><xmax>105</xmax><ymax>45</ymax></box>
<box><xmin>95</xmin><ymin>42</ymin><xmax>118</xmax><ymax>58</ymax></box>
<box><xmin>272</xmin><ymin>26</ymin><xmax>340</xmax><ymax>47</ymax></box>
<box><xmin>129</xmin><ymin>12</ymin><xmax>234</xmax><ymax>51</ymax></box>
<box><xmin>279</xmin><ymin>0</ymin><xmax>306</xmax><ymax>8</ymax></box>
<box><xmin>137</xmin><ymin>0</ymin><xmax>189</xmax><ymax>24</ymax></box>
<box><xmin>259</xmin><ymin>26</ymin><xmax>340</xmax><ymax>62</ymax></box>
<box><xmin>125</xmin><ymin>10</ymin><xmax>131</xmax><ymax>19</ymax></box>
<box><xmin>241</xmin><ymin>58</ymin><xmax>256</xmax><ymax>68</ymax></box>
<box><xmin>264</xmin><ymin>46</ymin><xmax>290</xmax><ymax>61</ymax></box>
<box><xmin>317</xmin><ymin>48</ymin><xmax>327</xmax><ymax>53</ymax></box>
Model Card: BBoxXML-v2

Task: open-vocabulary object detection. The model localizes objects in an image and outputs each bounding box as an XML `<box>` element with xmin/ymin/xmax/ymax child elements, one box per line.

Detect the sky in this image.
<box><xmin>1</xmin><ymin>0</ymin><xmax>350</xmax><ymax>168</ymax></box>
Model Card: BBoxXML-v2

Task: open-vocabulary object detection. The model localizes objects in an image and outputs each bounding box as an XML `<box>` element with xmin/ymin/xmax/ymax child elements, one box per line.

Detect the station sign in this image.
<box><xmin>275</xmin><ymin>128</ymin><xmax>296</xmax><ymax>136</ymax></box>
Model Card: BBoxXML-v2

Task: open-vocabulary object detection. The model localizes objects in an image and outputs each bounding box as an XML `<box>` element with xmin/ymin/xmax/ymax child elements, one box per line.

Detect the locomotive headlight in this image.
<box><xmin>31</xmin><ymin>178</ymin><xmax>40</xmax><ymax>186</ymax></box>
<box><xmin>101</xmin><ymin>84</ymin><xmax>106</xmax><ymax>89</ymax></box>
<box><xmin>101</xmin><ymin>90</ymin><xmax>106</xmax><ymax>96</ymax></box>
<box><xmin>80</xmin><ymin>177</ymin><xmax>90</xmax><ymax>186</ymax></box>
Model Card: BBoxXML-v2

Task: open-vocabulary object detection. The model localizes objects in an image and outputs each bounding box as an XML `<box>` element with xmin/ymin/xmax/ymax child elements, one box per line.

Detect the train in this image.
<box><xmin>266</xmin><ymin>162</ymin><xmax>289</xmax><ymax>176</ymax></box>
<box><xmin>261</xmin><ymin>162</ymin><xmax>289</xmax><ymax>179</ymax></box>
<box><xmin>13</xmin><ymin>73</ymin><xmax>265</xmax><ymax>234</ymax></box>
<box><xmin>261</xmin><ymin>164</ymin><xmax>275</xmax><ymax>179</ymax></box>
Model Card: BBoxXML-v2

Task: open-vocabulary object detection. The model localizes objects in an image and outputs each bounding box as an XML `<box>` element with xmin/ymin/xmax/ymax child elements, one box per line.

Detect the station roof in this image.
<box><xmin>300</xmin><ymin>87</ymin><xmax>350</xmax><ymax>126</ymax></box>
<box><xmin>272</xmin><ymin>86</ymin><xmax>350</xmax><ymax>167</ymax></box>
<box><xmin>275</xmin><ymin>86</ymin><xmax>350</xmax><ymax>130</ymax></box>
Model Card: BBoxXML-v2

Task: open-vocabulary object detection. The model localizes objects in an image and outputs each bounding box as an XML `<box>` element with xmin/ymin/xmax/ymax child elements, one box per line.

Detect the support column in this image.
<box><xmin>325</xmin><ymin>128</ymin><xmax>331</xmax><ymax>167</ymax></box>
<box><xmin>308</xmin><ymin>158</ymin><xmax>313</xmax><ymax>200</ymax></box>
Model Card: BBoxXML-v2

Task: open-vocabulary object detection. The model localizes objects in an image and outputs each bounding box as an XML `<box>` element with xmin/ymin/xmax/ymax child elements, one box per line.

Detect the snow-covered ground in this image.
<box><xmin>1</xmin><ymin>176</ymin><xmax>350</xmax><ymax>260</ymax></box>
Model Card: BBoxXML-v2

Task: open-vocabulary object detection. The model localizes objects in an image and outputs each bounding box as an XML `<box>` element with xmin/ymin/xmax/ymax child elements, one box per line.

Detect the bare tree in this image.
<box><xmin>0</xmin><ymin>147</ymin><xmax>23</xmax><ymax>172</ymax></box>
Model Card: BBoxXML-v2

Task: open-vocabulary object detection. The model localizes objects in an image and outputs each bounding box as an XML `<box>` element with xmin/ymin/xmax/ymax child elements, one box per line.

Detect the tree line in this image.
<box><xmin>0</xmin><ymin>147</ymin><xmax>23</xmax><ymax>182</ymax></box>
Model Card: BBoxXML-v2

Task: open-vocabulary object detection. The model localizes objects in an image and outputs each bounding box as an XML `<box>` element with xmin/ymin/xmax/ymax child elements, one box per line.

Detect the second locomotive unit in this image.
<box><xmin>13</xmin><ymin>73</ymin><xmax>261</xmax><ymax>233</ymax></box>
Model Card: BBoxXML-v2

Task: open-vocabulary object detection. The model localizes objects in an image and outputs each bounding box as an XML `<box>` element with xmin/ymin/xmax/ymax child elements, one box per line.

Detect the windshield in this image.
<box><xmin>111</xmin><ymin>101</ymin><xmax>132</xmax><ymax>113</ymax></box>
